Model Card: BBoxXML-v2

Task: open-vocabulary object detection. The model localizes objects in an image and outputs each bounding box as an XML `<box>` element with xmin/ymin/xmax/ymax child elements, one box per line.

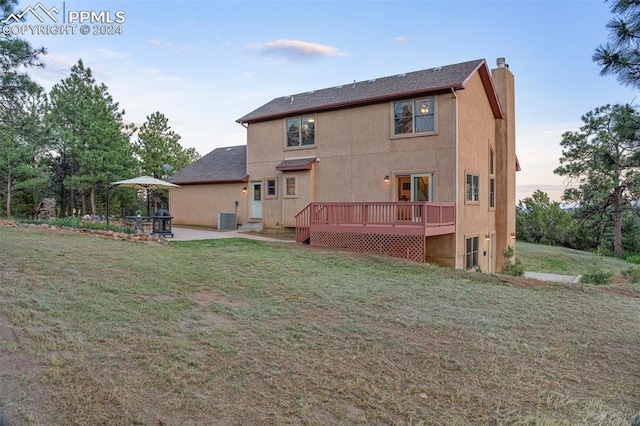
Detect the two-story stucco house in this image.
<box><xmin>236</xmin><ymin>57</ymin><xmax>516</xmax><ymax>271</ymax></box>
<box><xmin>170</xmin><ymin>57</ymin><xmax>517</xmax><ymax>271</ymax></box>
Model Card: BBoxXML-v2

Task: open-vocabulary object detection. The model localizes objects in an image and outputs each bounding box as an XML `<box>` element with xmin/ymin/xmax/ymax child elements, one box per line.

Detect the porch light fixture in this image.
<box><xmin>510</xmin><ymin>232</ymin><xmax>516</xmax><ymax>239</ymax></box>
<box><xmin>485</xmin><ymin>234</ymin><xmax>490</xmax><ymax>241</ymax></box>
<box><xmin>242</xmin><ymin>187</ymin><xmax>247</xmax><ymax>194</ymax></box>
<box><xmin>384</xmin><ymin>175</ymin><xmax>390</xmax><ymax>184</ymax></box>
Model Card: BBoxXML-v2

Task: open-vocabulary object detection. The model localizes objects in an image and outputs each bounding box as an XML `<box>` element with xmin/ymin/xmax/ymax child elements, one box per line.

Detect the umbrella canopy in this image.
<box><xmin>111</xmin><ymin>176</ymin><xmax>180</xmax><ymax>190</ymax></box>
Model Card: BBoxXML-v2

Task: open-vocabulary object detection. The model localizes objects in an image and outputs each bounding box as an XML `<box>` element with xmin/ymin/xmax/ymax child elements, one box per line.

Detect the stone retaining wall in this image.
<box><xmin>0</xmin><ymin>220</ymin><xmax>166</xmax><ymax>243</ymax></box>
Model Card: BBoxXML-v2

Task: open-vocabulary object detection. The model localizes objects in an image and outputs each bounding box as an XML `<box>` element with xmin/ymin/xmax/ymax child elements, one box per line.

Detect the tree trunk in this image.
<box><xmin>613</xmin><ymin>188</ymin><xmax>623</xmax><ymax>258</ymax></box>
<box><xmin>90</xmin><ymin>183</ymin><xmax>96</xmax><ymax>215</ymax></box>
<box><xmin>5</xmin><ymin>169</ymin><xmax>11</xmax><ymax>218</ymax></box>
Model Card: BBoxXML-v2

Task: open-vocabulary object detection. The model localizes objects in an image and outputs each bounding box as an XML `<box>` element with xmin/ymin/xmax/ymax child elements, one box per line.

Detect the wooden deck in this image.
<box><xmin>296</xmin><ymin>202</ymin><xmax>455</xmax><ymax>244</ymax></box>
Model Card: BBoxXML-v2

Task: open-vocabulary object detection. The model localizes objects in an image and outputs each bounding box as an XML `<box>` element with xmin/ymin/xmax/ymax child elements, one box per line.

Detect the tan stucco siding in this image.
<box><xmin>247</xmin><ymin>92</ymin><xmax>461</xmax><ymax>229</ymax></box>
<box><xmin>455</xmin><ymin>72</ymin><xmax>499</xmax><ymax>270</ymax></box>
<box><xmin>244</xmin><ymin>64</ymin><xmax>515</xmax><ymax>272</ymax></box>
<box><xmin>169</xmin><ymin>183</ymin><xmax>248</xmax><ymax>227</ymax></box>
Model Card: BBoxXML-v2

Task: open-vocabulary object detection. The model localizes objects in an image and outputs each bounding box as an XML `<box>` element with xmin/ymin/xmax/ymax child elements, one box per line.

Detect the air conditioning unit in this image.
<box><xmin>217</xmin><ymin>212</ymin><xmax>237</xmax><ymax>230</ymax></box>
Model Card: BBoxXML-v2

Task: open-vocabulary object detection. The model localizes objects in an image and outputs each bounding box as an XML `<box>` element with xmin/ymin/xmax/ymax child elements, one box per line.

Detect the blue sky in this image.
<box><xmin>11</xmin><ymin>0</ymin><xmax>635</xmax><ymax>201</ymax></box>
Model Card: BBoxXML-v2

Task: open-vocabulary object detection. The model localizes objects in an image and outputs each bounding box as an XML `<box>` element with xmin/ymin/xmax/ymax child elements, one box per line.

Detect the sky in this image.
<box><xmin>7</xmin><ymin>0</ymin><xmax>636</xmax><ymax>202</ymax></box>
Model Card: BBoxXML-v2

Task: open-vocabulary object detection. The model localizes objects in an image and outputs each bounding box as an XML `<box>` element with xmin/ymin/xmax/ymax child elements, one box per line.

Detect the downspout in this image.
<box><xmin>452</xmin><ymin>87</ymin><xmax>459</xmax><ymax>269</ymax></box>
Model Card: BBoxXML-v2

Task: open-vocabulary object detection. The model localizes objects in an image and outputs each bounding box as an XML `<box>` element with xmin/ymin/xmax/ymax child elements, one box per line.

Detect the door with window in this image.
<box><xmin>250</xmin><ymin>182</ymin><xmax>262</xmax><ymax>219</ymax></box>
<box><xmin>397</xmin><ymin>174</ymin><xmax>434</xmax><ymax>221</ymax></box>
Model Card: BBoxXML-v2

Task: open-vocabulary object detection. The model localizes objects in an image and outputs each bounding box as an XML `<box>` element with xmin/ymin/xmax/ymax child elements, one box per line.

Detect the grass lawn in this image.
<box><xmin>516</xmin><ymin>241</ymin><xmax>634</xmax><ymax>276</ymax></box>
<box><xmin>0</xmin><ymin>226</ymin><xmax>638</xmax><ymax>425</ymax></box>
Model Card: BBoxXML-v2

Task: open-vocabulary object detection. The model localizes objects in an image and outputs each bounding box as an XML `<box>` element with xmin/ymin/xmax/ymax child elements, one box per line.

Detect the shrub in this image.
<box><xmin>580</xmin><ymin>264</ymin><xmax>613</xmax><ymax>285</ymax></box>
<box><xmin>622</xmin><ymin>266</ymin><xmax>640</xmax><ymax>283</ymax></box>
<box><xmin>626</xmin><ymin>254</ymin><xmax>640</xmax><ymax>264</ymax></box>
<box><xmin>501</xmin><ymin>245</ymin><xmax>524</xmax><ymax>276</ymax></box>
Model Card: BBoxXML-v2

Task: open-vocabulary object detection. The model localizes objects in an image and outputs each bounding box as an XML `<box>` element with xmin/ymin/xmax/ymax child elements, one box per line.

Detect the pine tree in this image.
<box><xmin>48</xmin><ymin>59</ymin><xmax>136</xmax><ymax>215</ymax></box>
<box><xmin>554</xmin><ymin>103</ymin><xmax>640</xmax><ymax>258</ymax></box>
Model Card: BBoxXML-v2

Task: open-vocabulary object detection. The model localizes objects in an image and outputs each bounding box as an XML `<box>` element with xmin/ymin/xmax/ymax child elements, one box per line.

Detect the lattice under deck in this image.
<box><xmin>310</xmin><ymin>231</ymin><xmax>426</xmax><ymax>263</ymax></box>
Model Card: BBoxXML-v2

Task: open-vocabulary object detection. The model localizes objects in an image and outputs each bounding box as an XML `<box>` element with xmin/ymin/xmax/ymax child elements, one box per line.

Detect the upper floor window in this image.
<box><xmin>287</xmin><ymin>116</ymin><xmax>315</xmax><ymax>147</ymax></box>
<box><xmin>466</xmin><ymin>173</ymin><xmax>479</xmax><ymax>202</ymax></box>
<box><xmin>394</xmin><ymin>97</ymin><xmax>435</xmax><ymax>135</ymax></box>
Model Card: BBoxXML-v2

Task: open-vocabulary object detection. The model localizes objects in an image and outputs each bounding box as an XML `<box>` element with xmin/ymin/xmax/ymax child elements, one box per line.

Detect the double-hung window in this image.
<box><xmin>394</xmin><ymin>97</ymin><xmax>435</xmax><ymax>135</ymax></box>
<box><xmin>489</xmin><ymin>147</ymin><xmax>496</xmax><ymax>209</ymax></box>
<box><xmin>285</xmin><ymin>177</ymin><xmax>296</xmax><ymax>197</ymax></box>
<box><xmin>286</xmin><ymin>116</ymin><xmax>315</xmax><ymax>147</ymax></box>
<box><xmin>266</xmin><ymin>179</ymin><xmax>277</xmax><ymax>198</ymax></box>
<box><xmin>465</xmin><ymin>236</ymin><xmax>479</xmax><ymax>270</ymax></box>
<box><xmin>466</xmin><ymin>174</ymin><xmax>479</xmax><ymax>202</ymax></box>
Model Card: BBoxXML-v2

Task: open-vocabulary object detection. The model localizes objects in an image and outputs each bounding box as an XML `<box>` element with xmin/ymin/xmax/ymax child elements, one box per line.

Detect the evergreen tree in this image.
<box><xmin>0</xmin><ymin>88</ymin><xmax>49</xmax><ymax>217</ymax></box>
<box><xmin>134</xmin><ymin>111</ymin><xmax>199</xmax><ymax>177</ymax></box>
<box><xmin>594</xmin><ymin>0</ymin><xmax>640</xmax><ymax>89</ymax></box>
<box><xmin>134</xmin><ymin>111</ymin><xmax>199</xmax><ymax>211</ymax></box>
<box><xmin>516</xmin><ymin>190</ymin><xmax>574</xmax><ymax>246</ymax></box>
<box><xmin>47</xmin><ymin>59</ymin><xmax>136</xmax><ymax>215</ymax></box>
<box><xmin>554</xmin><ymin>103</ymin><xmax>640</xmax><ymax>258</ymax></box>
<box><xmin>0</xmin><ymin>0</ymin><xmax>47</xmax><ymax>217</ymax></box>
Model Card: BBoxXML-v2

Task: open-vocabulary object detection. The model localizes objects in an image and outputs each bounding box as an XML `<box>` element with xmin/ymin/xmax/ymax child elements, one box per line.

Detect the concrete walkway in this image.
<box><xmin>524</xmin><ymin>271</ymin><xmax>581</xmax><ymax>283</ymax></box>
<box><xmin>170</xmin><ymin>226</ymin><xmax>295</xmax><ymax>243</ymax></box>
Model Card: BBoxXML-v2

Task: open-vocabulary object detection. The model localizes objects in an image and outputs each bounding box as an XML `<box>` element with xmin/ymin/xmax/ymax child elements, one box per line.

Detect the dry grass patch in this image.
<box><xmin>0</xmin><ymin>226</ymin><xmax>638</xmax><ymax>424</ymax></box>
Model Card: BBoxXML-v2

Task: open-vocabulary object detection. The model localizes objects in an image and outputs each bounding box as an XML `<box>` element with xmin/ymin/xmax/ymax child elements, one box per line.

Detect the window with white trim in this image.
<box><xmin>489</xmin><ymin>147</ymin><xmax>495</xmax><ymax>209</ymax></box>
<box><xmin>466</xmin><ymin>174</ymin><xmax>479</xmax><ymax>202</ymax></box>
<box><xmin>394</xmin><ymin>97</ymin><xmax>435</xmax><ymax>135</ymax></box>
<box><xmin>465</xmin><ymin>236</ymin><xmax>479</xmax><ymax>270</ymax></box>
<box><xmin>489</xmin><ymin>178</ymin><xmax>495</xmax><ymax>208</ymax></box>
<box><xmin>286</xmin><ymin>116</ymin><xmax>315</xmax><ymax>147</ymax></box>
<box><xmin>285</xmin><ymin>177</ymin><xmax>296</xmax><ymax>196</ymax></box>
<box><xmin>266</xmin><ymin>179</ymin><xmax>277</xmax><ymax>198</ymax></box>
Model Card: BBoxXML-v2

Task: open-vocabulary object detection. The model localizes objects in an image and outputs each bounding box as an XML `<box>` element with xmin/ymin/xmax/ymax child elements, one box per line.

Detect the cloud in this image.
<box><xmin>246</xmin><ymin>39</ymin><xmax>347</xmax><ymax>61</ymax></box>
<box><xmin>395</xmin><ymin>36</ymin><xmax>407</xmax><ymax>43</ymax></box>
<box><xmin>148</xmin><ymin>39</ymin><xmax>197</xmax><ymax>54</ymax></box>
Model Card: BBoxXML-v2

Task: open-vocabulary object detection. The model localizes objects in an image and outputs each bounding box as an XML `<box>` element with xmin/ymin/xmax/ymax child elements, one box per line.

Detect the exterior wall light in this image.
<box><xmin>485</xmin><ymin>234</ymin><xmax>490</xmax><ymax>241</ymax></box>
<box><xmin>242</xmin><ymin>187</ymin><xmax>247</xmax><ymax>194</ymax></box>
<box><xmin>384</xmin><ymin>175</ymin><xmax>390</xmax><ymax>184</ymax></box>
<box><xmin>510</xmin><ymin>232</ymin><xmax>516</xmax><ymax>239</ymax></box>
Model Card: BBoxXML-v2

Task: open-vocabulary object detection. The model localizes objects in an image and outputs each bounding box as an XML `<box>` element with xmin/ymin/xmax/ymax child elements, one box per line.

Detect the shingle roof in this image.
<box><xmin>168</xmin><ymin>145</ymin><xmax>248</xmax><ymax>184</ymax></box>
<box><xmin>276</xmin><ymin>157</ymin><xmax>316</xmax><ymax>171</ymax></box>
<box><xmin>237</xmin><ymin>59</ymin><xmax>496</xmax><ymax>124</ymax></box>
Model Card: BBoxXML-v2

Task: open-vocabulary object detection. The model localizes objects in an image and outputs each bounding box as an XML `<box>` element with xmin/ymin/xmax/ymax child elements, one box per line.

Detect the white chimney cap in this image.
<box><xmin>496</xmin><ymin>57</ymin><xmax>507</xmax><ymax>68</ymax></box>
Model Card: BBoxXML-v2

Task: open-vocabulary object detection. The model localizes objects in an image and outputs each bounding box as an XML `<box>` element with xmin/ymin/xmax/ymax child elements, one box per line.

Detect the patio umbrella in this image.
<box><xmin>108</xmin><ymin>176</ymin><xmax>180</xmax><ymax>219</ymax></box>
<box><xmin>110</xmin><ymin>176</ymin><xmax>180</xmax><ymax>190</ymax></box>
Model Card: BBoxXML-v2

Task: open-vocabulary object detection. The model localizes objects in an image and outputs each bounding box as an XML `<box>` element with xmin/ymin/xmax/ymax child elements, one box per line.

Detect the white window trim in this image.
<box><xmin>284</xmin><ymin>176</ymin><xmax>297</xmax><ymax>198</ymax></box>
<box><xmin>466</xmin><ymin>173</ymin><xmax>479</xmax><ymax>203</ymax></box>
<box><xmin>465</xmin><ymin>235</ymin><xmax>479</xmax><ymax>270</ymax></box>
<box><xmin>265</xmin><ymin>178</ymin><xmax>277</xmax><ymax>199</ymax></box>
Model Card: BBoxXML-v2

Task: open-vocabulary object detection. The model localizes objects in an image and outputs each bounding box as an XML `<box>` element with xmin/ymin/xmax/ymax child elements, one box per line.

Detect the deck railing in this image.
<box><xmin>295</xmin><ymin>201</ymin><xmax>455</xmax><ymax>243</ymax></box>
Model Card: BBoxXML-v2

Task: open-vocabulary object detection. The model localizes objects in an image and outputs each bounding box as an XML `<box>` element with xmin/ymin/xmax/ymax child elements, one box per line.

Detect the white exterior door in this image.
<box><xmin>250</xmin><ymin>182</ymin><xmax>262</xmax><ymax>219</ymax></box>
